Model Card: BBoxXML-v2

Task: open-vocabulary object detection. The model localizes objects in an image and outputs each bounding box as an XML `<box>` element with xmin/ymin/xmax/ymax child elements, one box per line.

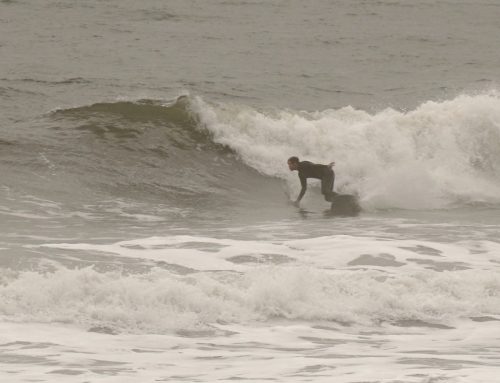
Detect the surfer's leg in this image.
<box><xmin>321</xmin><ymin>169</ymin><xmax>336</xmax><ymax>202</ymax></box>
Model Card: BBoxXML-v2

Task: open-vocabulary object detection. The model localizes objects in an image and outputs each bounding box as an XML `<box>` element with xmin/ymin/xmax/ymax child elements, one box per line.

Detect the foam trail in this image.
<box><xmin>191</xmin><ymin>92</ymin><xmax>500</xmax><ymax>209</ymax></box>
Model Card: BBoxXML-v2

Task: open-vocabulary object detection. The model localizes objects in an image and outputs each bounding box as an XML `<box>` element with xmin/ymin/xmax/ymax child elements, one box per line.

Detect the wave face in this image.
<box><xmin>192</xmin><ymin>92</ymin><xmax>500</xmax><ymax>209</ymax></box>
<box><xmin>2</xmin><ymin>97</ymin><xmax>285</xmax><ymax>219</ymax></box>
<box><xmin>46</xmin><ymin>97</ymin><xmax>242</xmax><ymax>203</ymax></box>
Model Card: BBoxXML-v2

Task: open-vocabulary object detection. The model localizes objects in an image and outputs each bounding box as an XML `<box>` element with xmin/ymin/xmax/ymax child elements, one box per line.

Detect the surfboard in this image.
<box><xmin>330</xmin><ymin>194</ymin><xmax>361</xmax><ymax>216</ymax></box>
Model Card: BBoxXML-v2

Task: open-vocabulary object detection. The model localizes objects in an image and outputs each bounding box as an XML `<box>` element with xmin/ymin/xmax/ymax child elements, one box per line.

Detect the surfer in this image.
<box><xmin>287</xmin><ymin>156</ymin><xmax>336</xmax><ymax>207</ymax></box>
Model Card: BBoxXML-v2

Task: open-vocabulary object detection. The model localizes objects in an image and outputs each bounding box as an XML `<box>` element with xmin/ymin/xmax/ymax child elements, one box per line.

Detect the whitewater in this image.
<box><xmin>193</xmin><ymin>92</ymin><xmax>500</xmax><ymax>210</ymax></box>
<box><xmin>2</xmin><ymin>0</ymin><xmax>500</xmax><ymax>382</ymax></box>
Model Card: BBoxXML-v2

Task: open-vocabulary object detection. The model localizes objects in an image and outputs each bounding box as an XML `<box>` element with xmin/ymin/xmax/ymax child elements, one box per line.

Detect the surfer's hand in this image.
<box><xmin>329</xmin><ymin>161</ymin><xmax>335</xmax><ymax>167</ymax></box>
<box><xmin>292</xmin><ymin>200</ymin><xmax>300</xmax><ymax>207</ymax></box>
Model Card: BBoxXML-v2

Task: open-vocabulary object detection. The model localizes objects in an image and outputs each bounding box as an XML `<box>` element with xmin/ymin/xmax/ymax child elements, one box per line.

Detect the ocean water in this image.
<box><xmin>1</xmin><ymin>1</ymin><xmax>500</xmax><ymax>382</ymax></box>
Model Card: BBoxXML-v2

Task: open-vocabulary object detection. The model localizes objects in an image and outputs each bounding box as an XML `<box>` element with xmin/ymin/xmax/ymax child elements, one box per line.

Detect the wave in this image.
<box><xmin>2</xmin><ymin>77</ymin><xmax>92</xmax><ymax>85</ymax></box>
<box><xmin>37</xmin><ymin>97</ymin><xmax>284</xmax><ymax>210</ymax></box>
<box><xmin>7</xmin><ymin>93</ymin><xmax>500</xmax><ymax>211</ymax></box>
<box><xmin>191</xmin><ymin>92</ymin><xmax>500</xmax><ymax>209</ymax></box>
<box><xmin>0</xmin><ymin>266</ymin><xmax>498</xmax><ymax>334</ymax></box>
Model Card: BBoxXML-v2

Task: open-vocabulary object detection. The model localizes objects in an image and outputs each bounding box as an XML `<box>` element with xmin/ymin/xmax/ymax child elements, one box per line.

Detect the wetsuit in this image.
<box><xmin>297</xmin><ymin>161</ymin><xmax>335</xmax><ymax>202</ymax></box>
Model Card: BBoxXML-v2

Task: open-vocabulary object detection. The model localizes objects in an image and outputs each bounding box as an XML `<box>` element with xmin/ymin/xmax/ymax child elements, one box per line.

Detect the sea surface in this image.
<box><xmin>1</xmin><ymin>1</ymin><xmax>500</xmax><ymax>382</ymax></box>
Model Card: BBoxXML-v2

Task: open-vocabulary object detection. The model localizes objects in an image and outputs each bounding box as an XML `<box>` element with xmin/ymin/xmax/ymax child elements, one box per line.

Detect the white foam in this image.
<box><xmin>4</xmin><ymin>233</ymin><xmax>500</xmax><ymax>381</ymax></box>
<box><xmin>1</xmin><ymin>263</ymin><xmax>499</xmax><ymax>334</ymax></box>
<box><xmin>12</xmin><ymin>234</ymin><xmax>496</xmax><ymax>334</ymax></box>
<box><xmin>191</xmin><ymin>92</ymin><xmax>500</xmax><ymax>209</ymax></box>
<box><xmin>39</xmin><ymin>234</ymin><xmax>500</xmax><ymax>271</ymax></box>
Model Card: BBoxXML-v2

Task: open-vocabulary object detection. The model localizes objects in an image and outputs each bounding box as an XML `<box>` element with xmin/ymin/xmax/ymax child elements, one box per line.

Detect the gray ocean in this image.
<box><xmin>1</xmin><ymin>1</ymin><xmax>500</xmax><ymax>382</ymax></box>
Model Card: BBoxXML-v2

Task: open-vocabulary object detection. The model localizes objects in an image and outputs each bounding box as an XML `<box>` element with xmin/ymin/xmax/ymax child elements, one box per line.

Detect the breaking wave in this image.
<box><xmin>0</xmin><ymin>266</ymin><xmax>498</xmax><ymax>334</ymax></box>
<box><xmin>191</xmin><ymin>91</ymin><xmax>500</xmax><ymax>209</ymax></box>
<box><xmin>5</xmin><ymin>92</ymin><xmax>500</xmax><ymax>211</ymax></box>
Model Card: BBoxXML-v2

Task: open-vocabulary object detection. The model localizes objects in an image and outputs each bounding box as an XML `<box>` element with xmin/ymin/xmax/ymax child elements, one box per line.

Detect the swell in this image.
<box><xmin>1</xmin><ymin>77</ymin><xmax>92</xmax><ymax>85</ymax></box>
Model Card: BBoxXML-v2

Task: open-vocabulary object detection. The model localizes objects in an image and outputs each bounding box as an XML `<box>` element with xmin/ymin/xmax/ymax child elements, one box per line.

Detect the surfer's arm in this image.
<box><xmin>295</xmin><ymin>175</ymin><xmax>307</xmax><ymax>203</ymax></box>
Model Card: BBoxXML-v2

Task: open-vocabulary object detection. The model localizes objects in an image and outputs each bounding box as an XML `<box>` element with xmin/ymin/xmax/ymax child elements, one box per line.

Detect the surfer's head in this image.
<box><xmin>287</xmin><ymin>156</ymin><xmax>299</xmax><ymax>171</ymax></box>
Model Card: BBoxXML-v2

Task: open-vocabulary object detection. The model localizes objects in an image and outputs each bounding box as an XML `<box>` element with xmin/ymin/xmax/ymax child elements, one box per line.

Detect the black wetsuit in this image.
<box><xmin>297</xmin><ymin>161</ymin><xmax>335</xmax><ymax>202</ymax></box>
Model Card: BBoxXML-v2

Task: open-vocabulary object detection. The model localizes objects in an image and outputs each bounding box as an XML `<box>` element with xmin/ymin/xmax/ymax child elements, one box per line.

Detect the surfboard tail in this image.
<box><xmin>330</xmin><ymin>194</ymin><xmax>361</xmax><ymax>216</ymax></box>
